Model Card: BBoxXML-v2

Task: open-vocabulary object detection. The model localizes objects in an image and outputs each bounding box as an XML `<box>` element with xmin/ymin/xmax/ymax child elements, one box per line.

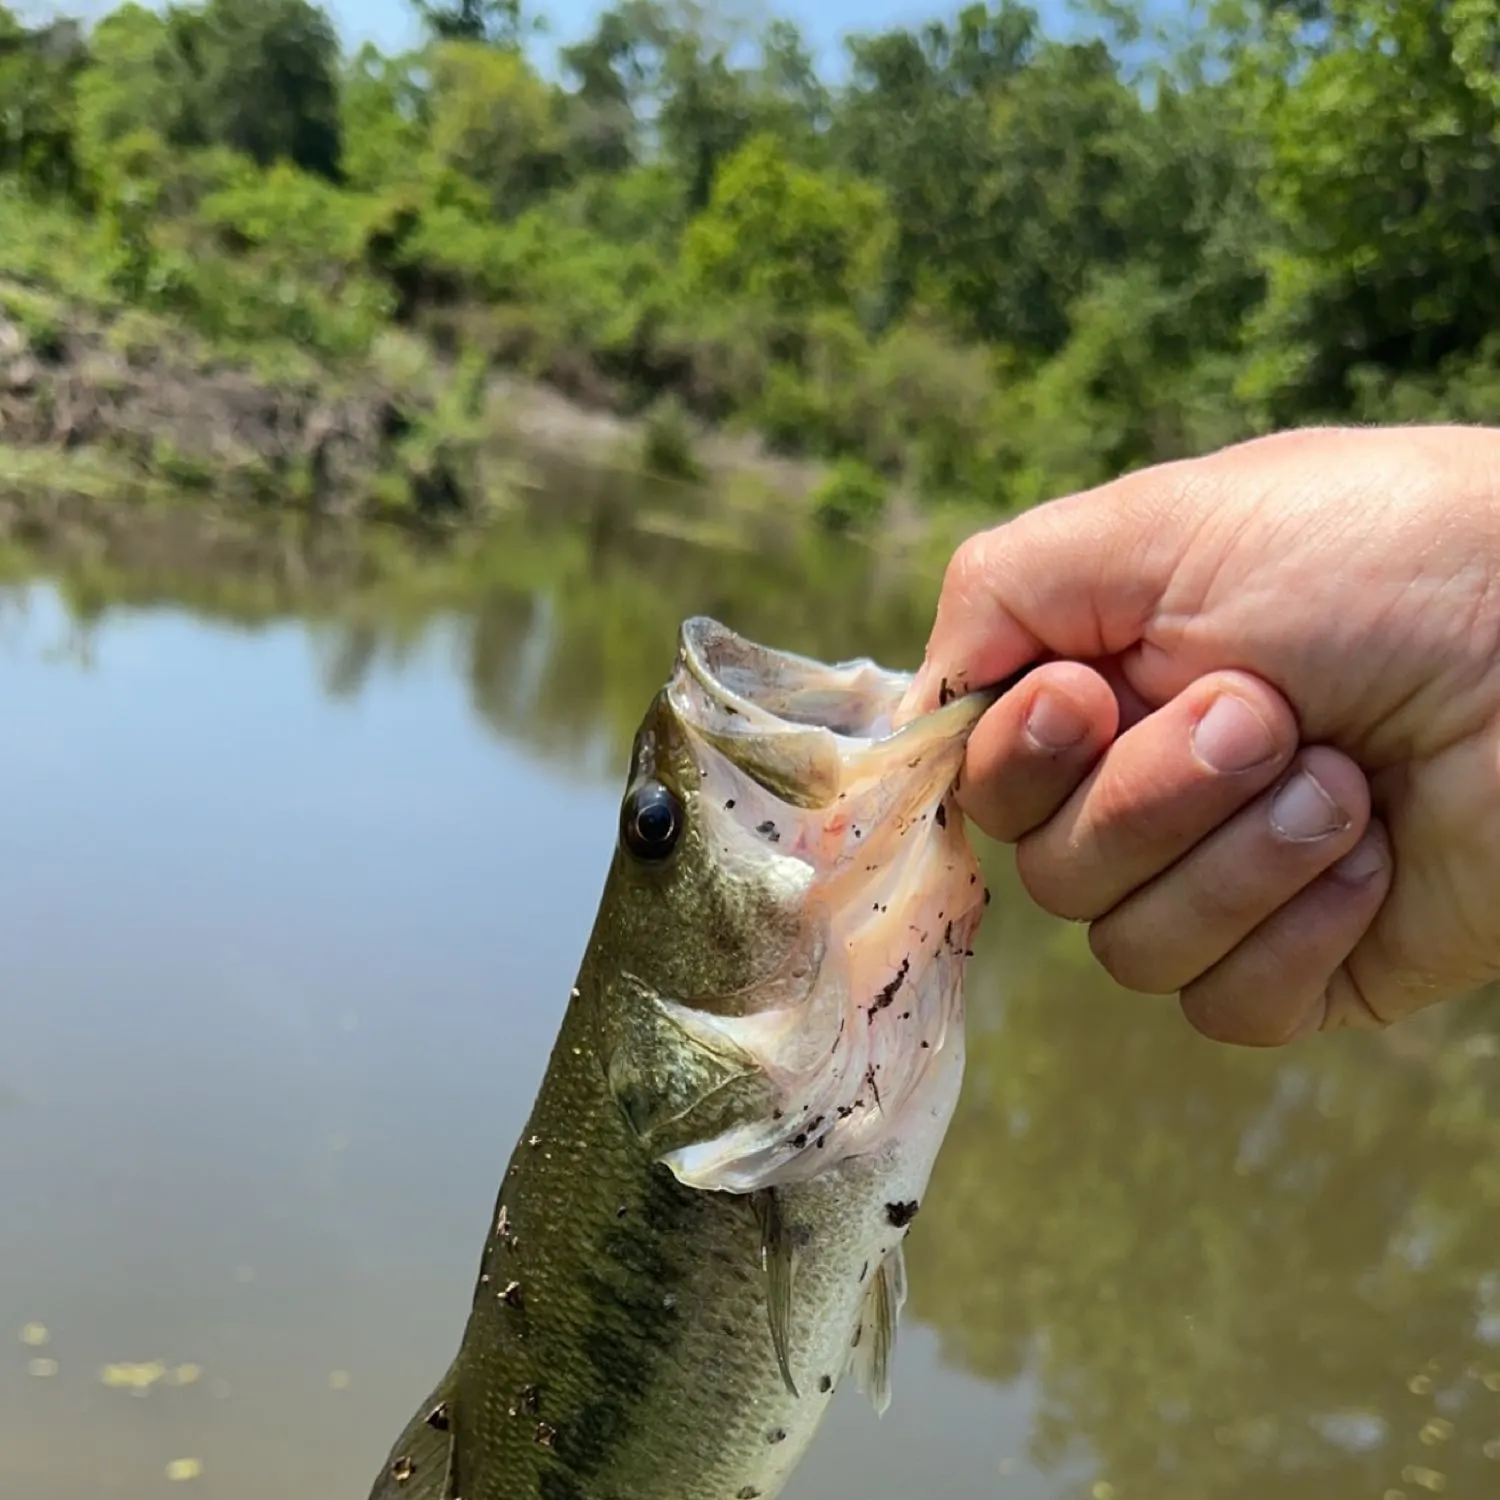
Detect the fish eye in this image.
<box><xmin>621</xmin><ymin>781</ymin><xmax>684</xmax><ymax>862</ymax></box>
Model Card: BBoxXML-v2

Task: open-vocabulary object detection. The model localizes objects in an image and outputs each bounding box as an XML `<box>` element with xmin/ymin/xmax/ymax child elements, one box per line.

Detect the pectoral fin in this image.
<box><xmin>847</xmin><ymin>1246</ymin><xmax>907</xmax><ymax>1417</ymax></box>
<box><xmin>365</xmin><ymin>1359</ymin><xmax>460</xmax><ymax>1500</ymax></box>
<box><xmin>754</xmin><ymin>1187</ymin><xmax>800</xmax><ymax>1398</ymax></box>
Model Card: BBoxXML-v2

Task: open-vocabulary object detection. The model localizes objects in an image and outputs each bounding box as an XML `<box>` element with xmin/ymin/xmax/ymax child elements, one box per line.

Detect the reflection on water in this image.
<box><xmin>0</xmin><ymin>488</ymin><xmax>1498</xmax><ymax>1500</ymax></box>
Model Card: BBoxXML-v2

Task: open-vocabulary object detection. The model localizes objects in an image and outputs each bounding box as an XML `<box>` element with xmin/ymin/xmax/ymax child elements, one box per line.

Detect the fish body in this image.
<box><xmin>368</xmin><ymin>618</ymin><xmax>997</xmax><ymax>1500</ymax></box>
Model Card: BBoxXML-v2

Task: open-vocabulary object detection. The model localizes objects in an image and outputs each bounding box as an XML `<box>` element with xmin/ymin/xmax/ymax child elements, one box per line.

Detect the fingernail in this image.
<box><xmin>1191</xmin><ymin>694</ymin><xmax>1277</xmax><ymax>773</ymax></box>
<box><xmin>1025</xmin><ymin>690</ymin><xmax>1088</xmax><ymax>752</ymax></box>
<box><xmin>1269</xmin><ymin>769</ymin><xmax>1348</xmax><ymax>842</ymax></box>
<box><xmin>1332</xmin><ymin>831</ymin><xmax>1386</xmax><ymax>885</ymax></box>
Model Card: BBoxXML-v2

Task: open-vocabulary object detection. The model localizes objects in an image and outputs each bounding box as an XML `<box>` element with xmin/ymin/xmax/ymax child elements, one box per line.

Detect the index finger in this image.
<box><xmin>897</xmin><ymin>476</ymin><xmax>1192</xmax><ymax>722</ymax></box>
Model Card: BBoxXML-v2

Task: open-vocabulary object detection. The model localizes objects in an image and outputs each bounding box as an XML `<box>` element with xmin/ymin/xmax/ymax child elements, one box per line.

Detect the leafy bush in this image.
<box><xmin>0</xmin><ymin>283</ymin><xmax>67</xmax><ymax>361</ymax></box>
<box><xmin>810</xmin><ymin>458</ymin><xmax>886</xmax><ymax>532</ymax></box>
<box><xmin>640</xmin><ymin>396</ymin><xmax>702</xmax><ymax>481</ymax></box>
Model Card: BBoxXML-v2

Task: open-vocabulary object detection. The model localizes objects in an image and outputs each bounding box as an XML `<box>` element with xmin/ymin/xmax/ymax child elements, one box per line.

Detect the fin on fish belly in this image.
<box><xmin>755</xmin><ymin>1187</ymin><xmax>801</xmax><ymax>1399</ymax></box>
<box><xmin>756</xmin><ymin>1185</ymin><xmax>909</xmax><ymax>1417</ymax></box>
<box><xmin>847</xmin><ymin>1246</ymin><xmax>907</xmax><ymax>1417</ymax></box>
<box><xmin>366</xmin><ymin>1360</ymin><xmax>460</xmax><ymax>1500</ymax></box>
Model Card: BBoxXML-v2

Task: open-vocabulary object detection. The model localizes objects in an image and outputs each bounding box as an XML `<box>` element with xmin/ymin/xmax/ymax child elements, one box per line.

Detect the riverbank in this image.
<box><xmin>1</xmin><ymin>274</ymin><xmax>950</xmax><ymax>543</ymax></box>
<box><xmin>0</xmin><ymin>408</ymin><xmax>956</xmax><ymax>766</ymax></box>
<box><xmin>0</xmin><ymin>321</ymin><xmax>966</xmax><ymax>674</ymax></box>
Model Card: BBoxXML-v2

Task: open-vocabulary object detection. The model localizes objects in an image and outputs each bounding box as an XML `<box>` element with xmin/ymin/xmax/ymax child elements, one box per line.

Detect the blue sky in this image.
<box><xmin>25</xmin><ymin>0</ymin><xmax>1092</xmax><ymax>72</ymax></box>
<box><xmin>320</xmin><ymin>0</ymin><xmax>1083</xmax><ymax>60</ymax></box>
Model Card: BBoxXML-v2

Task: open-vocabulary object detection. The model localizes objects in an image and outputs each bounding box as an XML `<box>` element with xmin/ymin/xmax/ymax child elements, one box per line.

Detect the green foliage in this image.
<box><xmin>2</xmin><ymin>0</ymin><xmax>1498</xmax><ymax>513</ymax></box>
<box><xmin>681</xmin><ymin>132</ymin><xmax>893</xmax><ymax>317</ymax></box>
<box><xmin>339</xmin><ymin>45</ymin><xmax>428</xmax><ymax>193</ymax></box>
<box><xmin>0</xmin><ymin>183</ymin><xmax>117</xmax><ymax>303</ymax></box>
<box><xmin>810</xmin><ymin>458</ymin><xmax>886</xmax><ymax>532</ymax></box>
<box><xmin>171</xmin><ymin>0</ymin><xmax>343</xmax><ymax>178</ymax></box>
<box><xmin>426</xmin><ymin>41</ymin><xmax>567</xmax><ymax>216</ymax></box>
<box><xmin>858</xmin><ymin>317</ymin><xmax>1005</xmax><ymax>495</ymax></box>
<box><xmin>381</xmin><ymin>350</ymin><xmax>494</xmax><ymax>517</ymax></box>
<box><xmin>150</xmin><ymin>435</ymin><xmax>216</xmax><ymax>491</ymax></box>
<box><xmin>639</xmin><ymin>394</ymin><xmax>702</xmax><ymax>481</ymax></box>
<box><xmin>197</xmin><ymin>158</ymin><xmax>366</xmax><ymax>262</ymax></box>
<box><xmin>1240</xmin><ymin>0</ymin><xmax>1500</xmax><ymax>418</ymax></box>
<box><xmin>0</xmin><ymin>10</ymin><xmax>86</xmax><ymax>195</ymax></box>
<box><xmin>414</xmin><ymin>0</ymin><xmax>534</xmax><ymax>47</ymax></box>
<box><xmin>72</xmin><ymin>6</ymin><xmax>193</xmax><ymax>180</ymax></box>
<box><xmin>74</xmin><ymin>0</ymin><xmax>342</xmax><ymax>184</ymax></box>
<box><xmin>0</xmin><ymin>281</ymin><xmax>67</xmax><ymax>360</ymax></box>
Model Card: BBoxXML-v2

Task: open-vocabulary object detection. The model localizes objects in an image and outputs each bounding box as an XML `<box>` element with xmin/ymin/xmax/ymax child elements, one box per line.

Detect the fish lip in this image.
<box><xmin>674</xmin><ymin>615</ymin><xmax>898</xmax><ymax>733</ymax></box>
<box><xmin>670</xmin><ymin>614</ymin><xmax>998</xmax><ymax>757</ymax></box>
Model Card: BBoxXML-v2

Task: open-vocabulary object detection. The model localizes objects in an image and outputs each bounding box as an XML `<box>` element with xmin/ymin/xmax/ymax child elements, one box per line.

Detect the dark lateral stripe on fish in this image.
<box><xmin>545</xmin><ymin>1165</ymin><xmax>707</xmax><ymax>1485</ymax></box>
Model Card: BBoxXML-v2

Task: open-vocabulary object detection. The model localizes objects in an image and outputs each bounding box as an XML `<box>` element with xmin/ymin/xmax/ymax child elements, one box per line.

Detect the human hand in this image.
<box><xmin>900</xmin><ymin>426</ymin><xmax>1500</xmax><ymax>1045</ymax></box>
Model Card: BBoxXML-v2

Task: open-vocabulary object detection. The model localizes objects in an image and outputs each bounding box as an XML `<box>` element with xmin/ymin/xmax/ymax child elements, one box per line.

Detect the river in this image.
<box><xmin>1</xmin><ymin>482</ymin><xmax>1498</xmax><ymax>1499</ymax></box>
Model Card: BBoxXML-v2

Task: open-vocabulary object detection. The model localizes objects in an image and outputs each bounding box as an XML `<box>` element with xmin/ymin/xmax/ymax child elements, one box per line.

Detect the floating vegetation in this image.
<box><xmin>100</xmin><ymin>1360</ymin><xmax>167</xmax><ymax>1394</ymax></box>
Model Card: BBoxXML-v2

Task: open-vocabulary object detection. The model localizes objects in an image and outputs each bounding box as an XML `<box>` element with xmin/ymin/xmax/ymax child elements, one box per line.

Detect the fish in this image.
<box><xmin>366</xmin><ymin>615</ymin><xmax>1004</xmax><ymax>1500</ymax></box>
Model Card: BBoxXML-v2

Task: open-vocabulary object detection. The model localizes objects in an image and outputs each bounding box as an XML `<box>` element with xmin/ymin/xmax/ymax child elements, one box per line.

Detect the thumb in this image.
<box><xmin>897</xmin><ymin>470</ymin><xmax>1196</xmax><ymax>721</ymax></box>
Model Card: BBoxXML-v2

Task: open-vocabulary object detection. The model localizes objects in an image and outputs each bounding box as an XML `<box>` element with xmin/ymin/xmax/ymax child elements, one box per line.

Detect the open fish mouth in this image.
<box><xmin>667</xmin><ymin>615</ymin><xmax>998</xmax><ymax>811</ymax></box>
<box><xmin>643</xmin><ymin>617</ymin><xmax>1001</xmax><ymax>1195</ymax></box>
<box><xmin>673</xmin><ymin>616</ymin><xmax>915</xmax><ymax>744</ymax></box>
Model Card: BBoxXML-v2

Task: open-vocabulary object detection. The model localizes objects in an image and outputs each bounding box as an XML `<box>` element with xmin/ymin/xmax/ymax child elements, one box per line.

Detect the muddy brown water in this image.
<box><xmin>1</xmin><ymin>486</ymin><xmax>1498</xmax><ymax>1499</ymax></box>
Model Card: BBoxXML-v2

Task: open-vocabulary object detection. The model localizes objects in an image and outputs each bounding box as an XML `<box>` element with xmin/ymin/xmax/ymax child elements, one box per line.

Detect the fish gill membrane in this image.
<box><xmin>591</xmin><ymin>617</ymin><xmax>999</xmax><ymax>1404</ymax></box>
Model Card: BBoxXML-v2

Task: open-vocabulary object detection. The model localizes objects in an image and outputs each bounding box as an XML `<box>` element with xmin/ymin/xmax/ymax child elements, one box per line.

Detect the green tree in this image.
<box><xmin>426</xmin><ymin>40</ymin><xmax>568</xmax><ymax>216</ymax></box>
<box><xmin>12</xmin><ymin>0</ymin><xmax>1500</xmax><ymax>516</ymax></box>
<box><xmin>339</xmin><ymin>44</ymin><xmax>429</xmax><ymax>193</ymax></box>
<box><xmin>558</xmin><ymin>1</ymin><xmax>667</xmax><ymax>174</ymax></box>
<box><xmin>1236</xmin><ymin>0</ymin><xmax>1500</xmax><ymax>418</ymax></box>
<box><xmin>681</xmin><ymin>131</ymin><xmax>894</xmax><ymax>317</ymax></box>
<box><xmin>835</xmin><ymin>3</ymin><xmax>1039</xmax><ymax>334</ymax></box>
<box><xmin>656</xmin><ymin>25</ymin><xmax>759</xmax><ymax>210</ymax></box>
<box><xmin>412</xmin><ymin>0</ymin><xmax>535</xmax><ymax>46</ymax></box>
<box><xmin>73</xmin><ymin>4</ymin><xmax>195</xmax><ymax>178</ymax></box>
<box><xmin>73</xmin><ymin>0</ymin><xmax>343</xmax><ymax>181</ymax></box>
<box><xmin>0</xmin><ymin>10</ymin><xmax>86</xmax><ymax>194</ymax></box>
<box><xmin>170</xmin><ymin>0</ymin><xmax>343</xmax><ymax>179</ymax></box>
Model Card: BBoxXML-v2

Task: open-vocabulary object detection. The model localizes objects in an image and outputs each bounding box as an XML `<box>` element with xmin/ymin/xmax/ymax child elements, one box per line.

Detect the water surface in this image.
<box><xmin>2</xmin><ymin>496</ymin><xmax>1498</xmax><ymax>1500</ymax></box>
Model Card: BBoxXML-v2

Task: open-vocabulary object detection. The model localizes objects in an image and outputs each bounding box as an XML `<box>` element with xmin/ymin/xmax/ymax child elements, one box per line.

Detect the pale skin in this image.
<box><xmin>897</xmin><ymin>425</ymin><xmax>1500</xmax><ymax>1046</ymax></box>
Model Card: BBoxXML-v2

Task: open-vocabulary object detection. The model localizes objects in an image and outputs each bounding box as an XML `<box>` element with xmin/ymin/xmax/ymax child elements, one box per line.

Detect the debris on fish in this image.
<box><xmin>366</xmin><ymin>616</ymin><xmax>1004</xmax><ymax>1500</ymax></box>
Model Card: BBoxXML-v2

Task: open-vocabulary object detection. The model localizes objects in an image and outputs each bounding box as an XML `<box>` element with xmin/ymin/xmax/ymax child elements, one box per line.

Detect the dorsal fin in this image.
<box><xmin>365</xmin><ymin>1359</ymin><xmax>460</xmax><ymax>1500</ymax></box>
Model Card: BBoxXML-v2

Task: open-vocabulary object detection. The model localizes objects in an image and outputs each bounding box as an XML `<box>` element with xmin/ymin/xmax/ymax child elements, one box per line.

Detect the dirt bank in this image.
<box><xmin>0</xmin><ymin>279</ymin><xmax>822</xmax><ymax>524</ymax></box>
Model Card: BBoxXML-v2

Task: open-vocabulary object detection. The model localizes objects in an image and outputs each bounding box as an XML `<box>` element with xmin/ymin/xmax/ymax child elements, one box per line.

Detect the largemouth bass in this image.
<box><xmin>367</xmin><ymin>617</ymin><xmax>1002</xmax><ymax>1500</ymax></box>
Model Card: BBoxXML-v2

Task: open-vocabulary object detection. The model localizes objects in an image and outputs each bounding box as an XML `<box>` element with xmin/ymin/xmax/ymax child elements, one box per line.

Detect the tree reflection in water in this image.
<box><xmin>8</xmin><ymin>477</ymin><xmax>1500</xmax><ymax>1500</ymax></box>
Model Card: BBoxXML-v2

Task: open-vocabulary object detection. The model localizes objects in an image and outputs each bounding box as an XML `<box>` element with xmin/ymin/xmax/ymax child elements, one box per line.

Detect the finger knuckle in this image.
<box><xmin>1014</xmin><ymin>838</ymin><xmax>1097</xmax><ymax>921</ymax></box>
<box><xmin>944</xmin><ymin>531</ymin><xmax>996</xmax><ymax>609</ymax></box>
<box><xmin>1086</xmin><ymin>917</ymin><xmax>1179</xmax><ymax>995</ymax></box>
<box><xmin>1085</xmin><ymin>764</ymin><xmax>1177</xmax><ymax>852</ymax></box>
<box><xmin>1178</xmin><ymin>979</ymin><xmax>1258</xmax><ymax>1046</ymax></box>
<box><xmin>959</xmin><ymin>786</ymin><xmax>1029</xmax><ymax>846</ymax></box>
